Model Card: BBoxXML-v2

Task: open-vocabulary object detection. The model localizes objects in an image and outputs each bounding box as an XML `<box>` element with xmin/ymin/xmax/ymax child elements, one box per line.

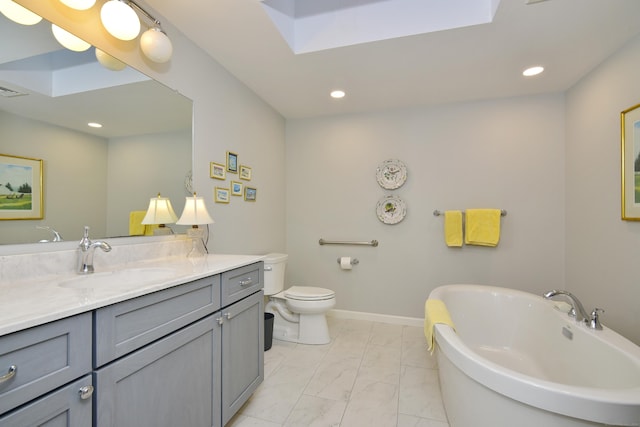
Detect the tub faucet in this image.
<box><xmin>543</xmin><ymin>290</ymin><xmax>592</xmax><ymax>324</ymax></box>
<box><xmin>77</xmin><ymin>226</ymin><xmax>111</xmax><ymax>274</ymax></box>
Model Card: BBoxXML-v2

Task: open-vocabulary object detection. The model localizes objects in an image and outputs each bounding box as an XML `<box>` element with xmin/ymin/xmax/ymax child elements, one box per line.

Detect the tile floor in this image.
<box><xmin>227</xmin><ymin>316</ymin><xmax>451</xmax><ymax>427</ymax></box>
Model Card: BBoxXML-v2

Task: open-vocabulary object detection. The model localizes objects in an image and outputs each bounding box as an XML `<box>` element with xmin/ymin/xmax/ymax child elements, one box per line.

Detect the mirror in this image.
<box><xmin>0</xmin><ymin>14</ymin><xmax>193</xmax><ymax>245</ymax></box>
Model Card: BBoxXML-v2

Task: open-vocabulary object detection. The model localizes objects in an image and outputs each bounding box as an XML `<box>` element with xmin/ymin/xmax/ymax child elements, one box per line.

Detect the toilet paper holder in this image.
<box><xmin>337</xmin><ymin>257</ymin><xmax>359</xmax><ymax>265</ymax></box>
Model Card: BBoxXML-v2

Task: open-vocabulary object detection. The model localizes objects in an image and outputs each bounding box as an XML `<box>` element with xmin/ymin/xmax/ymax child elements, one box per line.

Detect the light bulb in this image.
<box><xmin>140</xmin><ymin>27</ymin><xmax>173</xmax><ymax>63</ymax></box>
<box><xmin>95</xmin><ymin>48</ymin><xmax>126</xmax><ymax>71</ymax></box>
<box><xmin>0</xmin><ymin>0</ymin><xmax>42</xmax><ymax>25</ymax></box>
<box><xmin>52</xmin><ymin>24</ymin><xmax>91</xmax><ymax>52</ymax></box>
<box><xmin>59</xmin><ymin>0</ymin><xmax>96</xmax><ymax>10</ymax></box>
<box><xmin>100</xmin><ymin>0</ymin><xmax>140</xmax><ymax>41</ymax></box>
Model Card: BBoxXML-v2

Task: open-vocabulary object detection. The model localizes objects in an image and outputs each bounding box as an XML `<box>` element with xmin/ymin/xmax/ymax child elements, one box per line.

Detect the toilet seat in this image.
<box><xmin>284</xmin><ymin>286</ymin><xmax>335</xmax><ymax>301</ymax></box>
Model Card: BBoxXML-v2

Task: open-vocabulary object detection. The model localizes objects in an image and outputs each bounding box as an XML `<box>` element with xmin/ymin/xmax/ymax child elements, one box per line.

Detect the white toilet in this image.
<box><xmin>264</xmin><ymin>253</ymin><xmax>336</xmax><ymax>345</ymax></box>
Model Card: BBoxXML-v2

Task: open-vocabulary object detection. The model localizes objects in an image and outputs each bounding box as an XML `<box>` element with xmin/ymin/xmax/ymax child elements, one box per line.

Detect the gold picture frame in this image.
<box><xmin>231</xmin><ymin>181</ymin><xmax>243</xmax><ymax>196</ymax></box>
<box><xmin>621</xmin><ymin>103</ymin><xmax>640</xmax><ymax>220</ymax></box>
<box><xmin>210</xmin><ymin>162</ymin><xmax>226</xmax><ymax>180</ymax></box>
<box><xmin>226</xmin><ymin>151</ymin><xmax>238</xmax><ymax>174</ymax></box>
<box><xmin>215</xmin><ymin>187</ymin><xmax>230</xmax><ymax>203</ymax></box>
<box><xmin>244</xmin><ymin>187</ymin><xmax>257</xmax><ymax>202</ymax></box>
<box><xmin>239</xmin><ymin>165</ymin><xmax>252</xmax><ymax>181</ymax></box>
<box><xmin>0</xmin><ymin>153</ymin><xmax>43</xmax><ymax>220</ymax></box>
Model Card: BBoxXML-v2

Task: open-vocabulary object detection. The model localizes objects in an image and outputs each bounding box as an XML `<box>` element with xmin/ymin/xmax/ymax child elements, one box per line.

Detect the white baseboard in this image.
<box><xmin>327</xmin><ymin>309</ymin><xmax>423</xmax><ymax>328</ymax></box>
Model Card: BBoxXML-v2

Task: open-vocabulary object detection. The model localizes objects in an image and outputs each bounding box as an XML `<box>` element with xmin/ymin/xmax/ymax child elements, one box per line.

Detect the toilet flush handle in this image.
<box><xmin>264</xmin><ymin>266</ymin><xmax>272</xmax><ymax>271</ymax></box>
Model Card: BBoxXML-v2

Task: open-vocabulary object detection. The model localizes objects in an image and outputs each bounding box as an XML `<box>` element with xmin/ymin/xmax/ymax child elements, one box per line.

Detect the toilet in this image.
<box><xmin>263</xmin><ymin>253</ymin><xmax>336</xmax><ymax>345</ymax></box>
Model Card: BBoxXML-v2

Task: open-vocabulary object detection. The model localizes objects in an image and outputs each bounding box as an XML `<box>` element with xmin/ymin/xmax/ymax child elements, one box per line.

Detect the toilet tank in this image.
<box><xmin>263</xmin><ymin>253</ymin><xmax>288</xmax><ymax>296</ymax></box>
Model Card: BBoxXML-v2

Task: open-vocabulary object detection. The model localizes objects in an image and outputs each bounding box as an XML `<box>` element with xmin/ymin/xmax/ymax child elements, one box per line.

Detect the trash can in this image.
<box><xmin>264</xmin><ymin>312</ymin><xmax>274</xmax><ymax>351</ymax></box>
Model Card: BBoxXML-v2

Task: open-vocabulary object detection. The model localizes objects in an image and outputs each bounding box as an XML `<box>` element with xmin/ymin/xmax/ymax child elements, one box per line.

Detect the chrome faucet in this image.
<box><xmin>543</xmin><ymin>289</ymin><xmax>604</xmax><ymax>329</ymax></box>
<box><xmin>77</xmin><ymin>226</ymin><xmax>111</xmax><ymax>274</ymax></box>
<box><xmin>36</xmin><ymin>226</ymin><xmax>63</xmax><ymax>242</ymax></box>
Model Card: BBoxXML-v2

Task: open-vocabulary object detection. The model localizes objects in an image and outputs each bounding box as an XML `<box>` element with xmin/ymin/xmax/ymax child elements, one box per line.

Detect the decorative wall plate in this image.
<box><xmin>376</xmin><ymin>195</ymin><xmax>407</xmax><ymax>224</ymax></box>
<box><xmin>376</xmin><ymin>159</ymin><xmax>407</xmax><ymax>190</ymax></box>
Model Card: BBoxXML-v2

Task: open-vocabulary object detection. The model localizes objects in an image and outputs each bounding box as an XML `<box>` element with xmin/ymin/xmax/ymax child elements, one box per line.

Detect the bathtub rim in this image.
<box><xmin>431</xmin><ymin>284</ymin><xmax>640</xmax><ymax>426</ymax></box>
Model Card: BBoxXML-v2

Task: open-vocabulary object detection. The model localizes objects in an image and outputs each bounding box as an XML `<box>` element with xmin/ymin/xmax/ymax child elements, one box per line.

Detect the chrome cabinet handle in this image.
<box><xmin>239</xmin><ymin>278</ymin><xmax>253</xmax><ymax>287</ymax></box>
<box><xmin>225</xmin><ymin>312</ymin><xmax>232</xmax><ymax>320</ymax></box>
<box><xmin>0</xmin><ymin>365</ymin><xmax>16</xmax><ymax>383</ymax></box>
<box><xmin>78</xmin><ymin>385</ymin><xmax>94</xmax><ymax>400</ymax></box>
<box><xmin>217</xmin><ymin>317</ymin><xmax>224</xmax><ymax>325</ymax></box>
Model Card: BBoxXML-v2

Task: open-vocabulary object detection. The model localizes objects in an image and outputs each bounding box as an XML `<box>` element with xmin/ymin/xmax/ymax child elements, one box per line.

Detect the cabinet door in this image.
<box><xmin>221</xmin><ymin>290</ymin><xmax>264</xmax><ymax>425</ymax></box>
<box><xmin>0</xmin><ymin>375</ymin><xmax>93</xmax><ymax>427</ymax></box>
<box><xmin>94</xmin><ymin>315</ymin><xmax>221</xmax><ymax>427</ymax></box>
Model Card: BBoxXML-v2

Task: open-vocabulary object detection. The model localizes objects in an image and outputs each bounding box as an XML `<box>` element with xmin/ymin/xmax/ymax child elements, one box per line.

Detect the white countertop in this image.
<box><xmin>0</xmin><ymin>254</ymin><xmax>264</xmax><ymax>337</ymax></box>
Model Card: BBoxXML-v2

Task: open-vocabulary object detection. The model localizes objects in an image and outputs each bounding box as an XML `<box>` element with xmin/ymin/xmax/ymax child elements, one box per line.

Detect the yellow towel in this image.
<box><xmin>424</xmin><ymin>299</ymin><xmax>455</xmax><ymax>354</ymax></box>
<box><xmin>444</xmin><ymin>210</ymin><xmax>463</xmax><ymax>247</ymax></box>
<box><xmin>129</xmin><ymin>211</ymin><xmax>147</xmax><ymax>236</ymax></box>
<box><xmin>464</xmin><ymin>208</ymin><xmax>501</xmax><ymax>247</ymax></box>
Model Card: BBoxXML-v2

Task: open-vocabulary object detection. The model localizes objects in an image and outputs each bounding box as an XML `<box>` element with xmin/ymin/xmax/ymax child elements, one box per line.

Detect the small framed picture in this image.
<box><xmin>226</xmin><ymin>151</ymin><xmax>238</xmax><ymax>174</ymax></box>
<box><xmin>210</xmin><ymin>162</ymin><xmax>226</xmax><ymax>180</ymax></box>
<box><xmin>215</xmin><ymin>187</ymin><xmax>230</xmax><ymax>203</ymax></box>
<box><xmin>239</xmin><ymin>165</ymin><xmax>252</xmax><ymax>181</ymax></box>
<box><xmin>244</xmin><ymin>187</ymin><xmax>257</xmax><ymax>202</ymax></box>
<box><xmin>0</xmin><ymin>153</ymin><xmax>43</xmax><ymax>220</ymax></box>
<box><xmin>231</xmin><ymin>181</ymin><xmax>243</xmax><ymax>196</ymax></box>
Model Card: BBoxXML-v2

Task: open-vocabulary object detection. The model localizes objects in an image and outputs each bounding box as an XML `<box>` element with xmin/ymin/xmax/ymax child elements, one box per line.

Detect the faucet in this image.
<box><xmin>77</xmin><ymin>226</ymin><xmax>112</xmax><ymax>274</ymax></box>
<box><xmin>543</xmin><ymin>289</ymin><xmax>604</xmax><ymax>329</ymax></box>
<box><xmin>36</xmin><ymin>226</ymin><xmax>64</xmax><ymax>242</ymax></box>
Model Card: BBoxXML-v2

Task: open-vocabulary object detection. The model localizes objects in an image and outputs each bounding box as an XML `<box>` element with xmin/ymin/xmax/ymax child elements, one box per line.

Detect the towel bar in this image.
<box><xmin>433</xmin><ymin>209</ymin><xmax>507</xmax><ymax>217</ymax></box>
<box><xmin>319</xmin><ymin>239</ymin><xmax>379</xmax><ymax>247</ymax></box>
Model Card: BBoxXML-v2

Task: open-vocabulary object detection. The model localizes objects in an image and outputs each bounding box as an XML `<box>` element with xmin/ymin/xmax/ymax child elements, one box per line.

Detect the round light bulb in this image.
<box><xmin>95</xmin><ymin>48</ymin><xmax>126</xmax><ymax>71</ymax></box>
<box><xmin>52</xmin><ymin>24</ymin><xmax>91</xmax><ymax>52</ymax></box>
<box><xmin>523</xmin><ymin>66</ymin><xmax>544</xmax><ymax>77</ymax></box>
<box><xmin>0</xmin><ymin>0</ymin><xmax>42</xmax><ymax>25</ymax></box>
<box><xmin>59</xmin><ymin>0</ymin><xmax>96</xmax><ymax>10</ymax></box>
<box><xmin>140</xmin><ymin>27</ymin><xmax>173</xmax><ymax>63</ymax></box>
<box><xmin>100</xmin><ymin>0</ymin><xmax>140</xmax><ymax>41</ymax></box>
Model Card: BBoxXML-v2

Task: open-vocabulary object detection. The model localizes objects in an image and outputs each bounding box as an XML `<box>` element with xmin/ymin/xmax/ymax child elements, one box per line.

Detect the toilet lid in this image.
<box><xmin>285</xmin><ymin>286</ymin><xmax>335</xmax><ymax>301</ymax></box>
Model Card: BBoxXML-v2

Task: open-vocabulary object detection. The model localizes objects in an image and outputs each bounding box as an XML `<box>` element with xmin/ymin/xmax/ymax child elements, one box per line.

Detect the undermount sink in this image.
<box><xmin>57</xmin><ymin>267</ymin><xmax>180</xmax><ymax>289</ymax></box>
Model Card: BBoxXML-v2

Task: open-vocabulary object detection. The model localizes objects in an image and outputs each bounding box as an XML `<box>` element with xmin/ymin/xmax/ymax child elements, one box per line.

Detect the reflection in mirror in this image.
<box><xmin>0</xmin><ymin>13</ymin><xmax>193</xmax><ymax>245</ymax></box>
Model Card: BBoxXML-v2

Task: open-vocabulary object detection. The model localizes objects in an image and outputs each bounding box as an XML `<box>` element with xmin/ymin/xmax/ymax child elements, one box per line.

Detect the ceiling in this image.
<box><xmin>144</xmin><ymin>0</ymin><xmax>640</xmax><ymax>119</ymax></box>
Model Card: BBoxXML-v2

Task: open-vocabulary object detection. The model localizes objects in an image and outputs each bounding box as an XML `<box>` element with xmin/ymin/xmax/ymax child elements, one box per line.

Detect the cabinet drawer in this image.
<box><xmin>94</xmin><ymin>274</ymin><xmax>220</xmax><ymax>367</ymax></box>
<box><xmin>0</xmin><ymin>375</ymin><xmax>93</xmax><ymax>427</ymax></box>
<box><xmin>221</xmin><ymin>262</ymin><xmax>263</xmax><ymax>306</ymax></box>
<box><xmin>0</xmin><ymin>313</ymin><xmax>92</xmax><ymax>415</ymax></box>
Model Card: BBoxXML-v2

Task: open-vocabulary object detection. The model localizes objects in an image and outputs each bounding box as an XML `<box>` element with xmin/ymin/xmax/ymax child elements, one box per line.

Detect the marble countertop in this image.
<box><xmin>0</xmin><ymin>254</ymin><xmax>264</xmax><ymax>337</ymax></box>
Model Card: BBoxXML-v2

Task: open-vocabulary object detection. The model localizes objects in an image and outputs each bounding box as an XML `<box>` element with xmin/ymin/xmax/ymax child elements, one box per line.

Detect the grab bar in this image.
<box><xmin>319</xmin><ymin>239</ymin><xmax>379</xmax><ymax>247</ymax></box>
<box><xmin>433</xmin><ymin>209</ymin><xmax>507</xmax><ymax>217</ymax></box>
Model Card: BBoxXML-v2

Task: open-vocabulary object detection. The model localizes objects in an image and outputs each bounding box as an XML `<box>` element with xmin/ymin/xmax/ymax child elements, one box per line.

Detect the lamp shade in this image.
<box><xmin>100</xmin><ymin>0</ymin><xmax>140</xmax><ymax>41</ymax></box>
<box><xmin>59</xmin><ymin>0</ymin><xmax>96</xmax><ymax>10</ymax></box>
<box><xmin>141</xmin><ymin>194</ymin><xmax>178</xmax><ymax>225</ymax></box>
<box><xmin>52</xmin><ymin>24</ymin><xmax>91</xmax><ymax>52</ymax></box>
<box><xmin>140</xmin><ymin>27</ymin><xmax>173</xmax><ymax>63</ymax></box>
<box><xmin>95</xmin><ymin>48</ymin><xmax>126</xmax><ymax>71</ymax></box>
<box><xmin>0</xmin><ymin>0</ymin><xmax>42</xmax><ymax>25</ymax></box>
<box><xmin>177</xmin><ymin>194</ymin><xmax>214</xmax><ymax>225</ymax></box>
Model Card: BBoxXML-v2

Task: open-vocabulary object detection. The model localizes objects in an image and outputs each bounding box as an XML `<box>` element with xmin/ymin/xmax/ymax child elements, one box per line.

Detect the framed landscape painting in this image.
<box><xmin>0</xmin><ymin>154</ymin><xmax>43</xmax><ymax>220</ymax></box>
<box><xmin>621</xmin><ymin>104</ymin><xmax>640</xmax><ymax>220</ymax></box>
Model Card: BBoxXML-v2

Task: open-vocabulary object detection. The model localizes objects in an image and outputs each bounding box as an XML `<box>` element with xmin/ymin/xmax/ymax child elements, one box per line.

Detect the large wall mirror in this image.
<box><xmin>0</xmin><ymin>13</ymin><xmax>193</xmax><ymax>245</ymax></box>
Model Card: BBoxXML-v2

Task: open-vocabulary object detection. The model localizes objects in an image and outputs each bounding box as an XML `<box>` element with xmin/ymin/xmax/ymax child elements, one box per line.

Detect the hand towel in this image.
<box><xmin>424</xmin><ymin>299</ymin><xmax>455</xmax><ymax>354</ymax></box>
<box><xmin>129</xmin><ymin>211</ymin><xmax>147</xmax><ymax>236</ymax></box>
<box><xmin>464</xmin><ymin>208</ymin><xmax>501</xmax><ymax>247</ymax></box>
<box><xmin>444</xmin><ymin>210</ymin><xmax>463</xmax><ymax>247</ymax></box>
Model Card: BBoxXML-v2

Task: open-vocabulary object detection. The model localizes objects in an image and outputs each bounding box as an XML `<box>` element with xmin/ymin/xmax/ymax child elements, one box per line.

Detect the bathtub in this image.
<box><xmin>428</xmin><ymin>284</ymin><xmax>640</xmax><ymax>427</ymax></box>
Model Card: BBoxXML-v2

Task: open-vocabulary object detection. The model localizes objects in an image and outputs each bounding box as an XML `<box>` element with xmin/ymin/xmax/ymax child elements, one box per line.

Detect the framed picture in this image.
<box><xmin>231</xmin><ymin>181</ymin><xmax>243</xmax><ymax>196</ymax></box>
<box><xmin>226</xmin><ymin>151</ymin><xmax>238</xmax><ymax>174</ymax></box>
<box><xmin>215</xmin><ymin>187</ymin><xmax>230</xmax><ymax>203</ymax></box>
<box><xmin>621</xmin><ymin>103</ymin><xmax>640</xmax><ymax>220</ymax></box>
<box><xmin>0</xmin><ymin>153</ymin><xmax>43</xmax><ymax>220</ymax></box>
<box><xmin>244</xmin><ymin>187</ymin><xmax>257</xmax><ymax>202</ymax></box>
<box><xmin>239</xmin><ymin>165</ymin><xmax>252</xmax><ymax>181</ymax></box>
<box><xmin>210</xmin><ymin>162</ymin><xmax>226</xmax><ymax>180</ymax></box>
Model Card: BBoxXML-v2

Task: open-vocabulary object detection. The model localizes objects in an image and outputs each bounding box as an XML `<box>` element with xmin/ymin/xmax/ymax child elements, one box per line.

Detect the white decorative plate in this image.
<box><xmin>376</xmin><ymin>195</ymin><xmax>407</xmax><ymax>224</ymax></box>
<box><xmin>376</xmin><ymin>159</ymin><xmax>407</xmax><ymax>190</ymax></box>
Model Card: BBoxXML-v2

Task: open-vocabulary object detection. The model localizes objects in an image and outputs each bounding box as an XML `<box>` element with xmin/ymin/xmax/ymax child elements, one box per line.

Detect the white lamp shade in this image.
<box><xmin>51</xmin><ymin>24</ymin><xmax>91</xmax><ymax>52</ymax></box>
<box><xmin>141</xmin><ymin>195</ymin><xmax>178</xmax><ymax>225</ymax></box>
<box><xmin>95</xmin><ymin>48</ymin><xmax>126</xmax><ymax>71</ymax></box>
<box><xmin>177</xmin><ymin>196</ymin><xmax>214</xmax><ymax>225</ymax></box>
<box><xmin>100</xmin><ymin>0</ymin><xmax>140</xmax><ymax>41</ymax></box>
<box><xmin>59</xmin><ymin>0</ymin><xmax>96</xmax><ymax>10</ymax></box>
<box><xmin>0</xmin><ymin>0</ymin><xmax>42</xmax><ymax>25</ymax></box>
<box><xmin>140</xmin><ymin>27</ymin><xmax>173</xmax><ymax>63</ymax></box>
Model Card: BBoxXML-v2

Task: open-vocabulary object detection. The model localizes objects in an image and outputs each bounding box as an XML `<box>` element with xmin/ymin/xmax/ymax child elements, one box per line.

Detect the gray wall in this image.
<box><xmin>566</xmin><ymin>34</ymin><xmax>640</xmax><ymax>344</ymax></box>
<box><xmin>286</xmin><ymin>94</ymin><xmax>566</xmax><ymax>321</ymax></box>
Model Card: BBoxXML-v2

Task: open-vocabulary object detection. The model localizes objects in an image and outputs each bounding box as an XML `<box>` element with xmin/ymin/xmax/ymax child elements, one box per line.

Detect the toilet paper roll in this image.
<box><xmin>340</xmin><ymin>257</ymin><xmax>352</xmax><ymax>270</ymax></box>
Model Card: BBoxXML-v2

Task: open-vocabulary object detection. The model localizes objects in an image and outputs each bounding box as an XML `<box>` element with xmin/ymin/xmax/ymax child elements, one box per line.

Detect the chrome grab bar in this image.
<box><xmin>319</xmin><ymin>239</ymin><xmax>379</xmax><ymax>247</ymax></box>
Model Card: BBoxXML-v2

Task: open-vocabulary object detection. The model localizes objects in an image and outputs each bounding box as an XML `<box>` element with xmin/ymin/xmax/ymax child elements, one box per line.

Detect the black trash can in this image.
<box><xmin>264</xmin><ymin>312</ymin><xmax>274</xmax><ymax>351</ymax></box>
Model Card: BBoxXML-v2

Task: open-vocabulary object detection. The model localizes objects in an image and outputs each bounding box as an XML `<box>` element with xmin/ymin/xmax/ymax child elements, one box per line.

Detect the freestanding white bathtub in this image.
<box><xmin>428</xmin><ymin>284</ymin><xmax>640</xmax><ymax>427</ymax></box>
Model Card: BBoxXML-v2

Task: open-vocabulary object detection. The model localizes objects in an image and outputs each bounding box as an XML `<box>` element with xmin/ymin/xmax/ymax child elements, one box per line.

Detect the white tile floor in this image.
<box><xmin>227</xmin><ymin>316</ymin><xmax>451</xmax><ymax>427</ymax></box>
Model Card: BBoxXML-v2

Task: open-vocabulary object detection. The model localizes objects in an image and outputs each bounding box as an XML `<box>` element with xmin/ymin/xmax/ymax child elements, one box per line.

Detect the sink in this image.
<box><xmin>58</xmin><ymin>267</ymin><xmax>180</xmax><ymax>289</ymax></box>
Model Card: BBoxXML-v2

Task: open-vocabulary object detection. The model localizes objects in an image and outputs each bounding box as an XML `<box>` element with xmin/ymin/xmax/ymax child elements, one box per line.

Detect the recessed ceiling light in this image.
<box><xmin>523</xmin><ymin>66</ymin><xmax>544</xmax><ymax>77</ymax></box>
<box><xmin>88</xmin><ymin>122</ymin><xmax>103</xmax><ymax>128</ymax></box>
<box><xmin>330</xmin><ymin>90</ymin><xmax>345</xmax><ymax>99</ymax></box>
